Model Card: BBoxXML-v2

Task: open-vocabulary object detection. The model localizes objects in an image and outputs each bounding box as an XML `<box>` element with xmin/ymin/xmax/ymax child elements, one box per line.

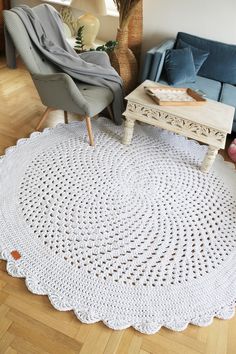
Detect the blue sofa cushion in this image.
<box><xmin>176</xmin><ymin>39</ymin><xmax>209</xmax><ymax>73</ymax></box>
<box><xmin>159</xmin><ymin>75</ymin><xmax>222</xmax><ymax>101</ymax></box>
<box><xmin>175</xmin><ymin>32</ymin><xmax>236</xmax><ymax>85</ymax></box>
<box><xmin>220</xmin><ymin>83</ymin><xmax>236</xmax><ymax>132</ymax></box>
<box><xmin>141</xmin><ymin>40</ymin><xmax>175</xmax><ymax>82</ymax></box>
<box><xmin>164</xmin><ymin>47</ymin><xmax>196</xmax><ymax>85</ymax></box>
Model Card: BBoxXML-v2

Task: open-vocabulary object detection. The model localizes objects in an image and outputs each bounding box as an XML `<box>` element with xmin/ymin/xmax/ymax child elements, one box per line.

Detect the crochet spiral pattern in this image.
<box><xmin>0</xmin><ymin>118</ymin><xmax>236</xmax><ymax>334</ymax></box>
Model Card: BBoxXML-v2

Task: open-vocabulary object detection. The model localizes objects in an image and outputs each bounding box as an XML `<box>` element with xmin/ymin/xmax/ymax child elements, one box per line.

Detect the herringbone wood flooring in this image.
<box><xmin>0</xmin><ymin>56</ymin><xmax>236</xmax><ymax>354</ymax></box>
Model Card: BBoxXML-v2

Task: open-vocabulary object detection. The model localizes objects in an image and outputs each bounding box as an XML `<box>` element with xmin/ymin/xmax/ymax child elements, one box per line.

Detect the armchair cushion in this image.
<box><xmin>76</xmin><ymin>83</ymin><xmax>114</xmax><ymax>117</ymax></box>
<box><xmin>164</xmin><ymin>47</ymin><xmax>196</xmax><ymax>85</ymax></box>
<box><xmin>176</xmin><ymin>39</ymin><xmax>209</xmax><ymax>73</ymax></box>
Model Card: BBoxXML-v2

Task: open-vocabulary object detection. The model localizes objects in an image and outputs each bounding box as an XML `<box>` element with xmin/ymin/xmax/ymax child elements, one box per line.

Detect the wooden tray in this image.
<box><xmin>144</xmin><ymin>85</ymin><xmax>206</xmax><ymax>106</ymax></box>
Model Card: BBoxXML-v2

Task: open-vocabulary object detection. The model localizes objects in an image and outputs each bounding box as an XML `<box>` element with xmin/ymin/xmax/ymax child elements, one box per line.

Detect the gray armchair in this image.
<box><xmin>3</xmin><ymin>9</ymin><xmax>114</xmax><ymax>146</ymax></box>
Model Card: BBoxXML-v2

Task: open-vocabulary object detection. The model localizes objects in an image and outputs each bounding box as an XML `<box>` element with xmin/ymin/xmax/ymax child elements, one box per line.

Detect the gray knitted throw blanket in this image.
<box><xmin>6</xmin><ymin>4</ymin><xmax>124</xmax><ymax>124</ymax></box>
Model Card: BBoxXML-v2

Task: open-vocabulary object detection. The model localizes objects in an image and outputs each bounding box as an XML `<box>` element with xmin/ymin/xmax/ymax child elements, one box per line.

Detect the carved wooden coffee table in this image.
<box><xmin>122</xmin><ymin>80</ymin><xmax>235</xmax><ymax>172</ymax></box>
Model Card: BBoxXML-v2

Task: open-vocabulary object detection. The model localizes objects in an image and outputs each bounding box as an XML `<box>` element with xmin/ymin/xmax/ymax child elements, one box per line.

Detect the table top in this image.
<box><xmin>125</xmin><ymin>80</ymin><xmax>235</xmax><ymax>134</ymax></box>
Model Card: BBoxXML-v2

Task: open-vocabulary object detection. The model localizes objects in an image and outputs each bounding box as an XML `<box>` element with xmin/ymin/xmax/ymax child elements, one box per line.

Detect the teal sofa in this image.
<box><xmin>141</xmin><ymin>32</ymin><xmax>236</xmax><ymax>133</ymax></box>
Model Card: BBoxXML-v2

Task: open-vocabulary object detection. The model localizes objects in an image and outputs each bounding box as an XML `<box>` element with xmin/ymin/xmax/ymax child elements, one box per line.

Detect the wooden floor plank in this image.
<box><xmin>10</xmin><ymin>336</ymin><xmax>49</xmax><ymax>354</ymax></box>
<box><xmin>103</xmin><ymin>331</ymin><xmax>124</xmax><ymax>354</ymax></box>
<box><xmin>7</xmin><ymin>309</ymin><xmax>82</xmax><ymax>354</ymax></box>
<box><xmin>0</xmin><ymin>332</ymin><xmax>15</xmax><ymax>354</ymax></box>
<box><xmin>4</xmin><ymin>347</ymin><xmax>18</xmax><ymax>354</ymax></box>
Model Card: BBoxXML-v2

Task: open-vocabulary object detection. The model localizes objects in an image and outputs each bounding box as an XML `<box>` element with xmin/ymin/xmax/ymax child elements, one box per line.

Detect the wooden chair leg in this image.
<box><xmin>64</xmin><ymin>111</ymin><xmax>68</xmax><ymax>124</ymax></box>
<box><xmin>36</xmin><ymin>107</ymin><xmax>52</xmax><ymax>131</ymax></box>
<box><xmin>85</xmin><ymin>116</ymin><xmax>94</xmax><ymax>146</ymax></box>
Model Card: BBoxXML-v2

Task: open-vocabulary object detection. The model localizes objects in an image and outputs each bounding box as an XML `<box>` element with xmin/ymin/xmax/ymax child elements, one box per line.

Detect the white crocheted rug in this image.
<box><xmin>0</xmin><ymin>117</ymin><xmax>236</xmax><ymax>334</ymax></box>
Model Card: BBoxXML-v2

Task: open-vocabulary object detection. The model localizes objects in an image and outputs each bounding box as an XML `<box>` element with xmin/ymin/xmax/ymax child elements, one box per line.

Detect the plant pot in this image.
<box><xmin>110</xmin><ymin>28</ymin><xmax>138</xmax><ymax>94</ymax></box>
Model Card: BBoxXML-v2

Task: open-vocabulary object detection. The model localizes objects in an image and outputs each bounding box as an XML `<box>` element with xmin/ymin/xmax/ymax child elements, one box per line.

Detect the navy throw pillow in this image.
<box><xmin>176</xmin><ymin>39</ymin><xmax>209</xmax><ymax>73</ymax></box>
<box><xmin>164</xmin><ymin>47</ymin><xmax>196</xmax><ymax>85</ymax></box>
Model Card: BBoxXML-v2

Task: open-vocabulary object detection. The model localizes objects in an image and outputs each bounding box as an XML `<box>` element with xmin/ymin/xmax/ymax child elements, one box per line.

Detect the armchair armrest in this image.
<box><xmin>141</xmin><ymin>39</ymin><xmax>175</xmax><ymax>83</ymax></box>
<box><xmin>32</xmin><ymin>72</ymin><xmax>90</xmax><ymax>115</ymax></box>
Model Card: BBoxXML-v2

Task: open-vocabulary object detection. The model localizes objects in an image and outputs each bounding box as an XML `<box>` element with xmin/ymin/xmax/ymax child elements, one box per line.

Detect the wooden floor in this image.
<box><xmin>0</xmin><ymin>56</ymin><xmax>236</xmax><ymax>354</ymax></box>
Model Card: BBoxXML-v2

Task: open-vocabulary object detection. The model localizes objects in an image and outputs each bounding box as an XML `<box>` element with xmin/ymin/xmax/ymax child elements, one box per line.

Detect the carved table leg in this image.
<box><xmin>201</xmin><ymin>145</ymin><xmax>219</xmax><ymax>173</ymax></box>
<box><xmin>122</xmin><ymin>118</ymin><xmax>135</xmax><ymax>145</ymax></box>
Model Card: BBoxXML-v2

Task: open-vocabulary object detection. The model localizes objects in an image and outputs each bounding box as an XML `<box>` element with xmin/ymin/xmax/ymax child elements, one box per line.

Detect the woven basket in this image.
<box><xmin>110</xmin><ymin>28</ymin><xmax>138</xmax><ymax>94</ymax></box>
<box><xmin>128</xmin><ymin>0</ymin><xmax>143</xmax><ymax>64</ymax></box>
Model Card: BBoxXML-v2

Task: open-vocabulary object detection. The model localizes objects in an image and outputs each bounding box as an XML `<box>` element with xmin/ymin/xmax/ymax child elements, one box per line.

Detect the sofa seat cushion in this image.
<box><xmin>220</xmin><ymin>83</ymin><xmax>236</xmax><ymax>107</ymax></box>
<box><xmin>220</xmin><ymin>83</ymin><xmax>236</xmax><ymax>132</ymax></box>
<box><xmin>159</xmin><ymin>75</ymin><xmax>222</xmax><ymax>101</ymax></box>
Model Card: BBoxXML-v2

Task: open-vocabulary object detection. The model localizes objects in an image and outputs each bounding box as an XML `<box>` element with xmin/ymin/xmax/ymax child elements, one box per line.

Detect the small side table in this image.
<box><xmin>122</xmin><ymin>81</ymin><xmax>235</xmax><ymax>173</ymax></box>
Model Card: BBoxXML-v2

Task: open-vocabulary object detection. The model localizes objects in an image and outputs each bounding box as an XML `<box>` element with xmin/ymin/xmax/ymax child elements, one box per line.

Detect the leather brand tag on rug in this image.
<box><xmin>11</xmin><ymin>250</ymin><xmax>21</xmax><ymax>260</ymax></box>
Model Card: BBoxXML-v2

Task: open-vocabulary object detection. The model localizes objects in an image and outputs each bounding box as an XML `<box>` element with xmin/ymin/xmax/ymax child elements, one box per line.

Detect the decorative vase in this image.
<box><xmin>128</xmin><ymin>0</ymin><xmax>143</xmax><ymax>65</ymax></box>
<box><xmin>77</xmin><ymin>13</ymin><xmax>100</xmax><ymax>50</ymax></box>
<box><xmin>110</xmin><ymin>28</ymin><xmax>138</xmax><ymax>94</ymax></box>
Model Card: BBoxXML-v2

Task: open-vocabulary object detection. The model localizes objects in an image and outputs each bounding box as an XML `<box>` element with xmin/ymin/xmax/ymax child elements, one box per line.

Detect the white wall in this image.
<box><xmin>142</xmin><ymin>0</ymin><xmax>236</xmax><ymax>54</ymax></box>
<box><xmin>10</xmin><ymin>0</ymin><xmax>236</xmax><ymax>53</ymax></box>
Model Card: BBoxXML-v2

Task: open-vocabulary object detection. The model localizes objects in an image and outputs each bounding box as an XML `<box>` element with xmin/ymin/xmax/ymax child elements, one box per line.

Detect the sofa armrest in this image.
<box><xmin>141</xmin><ymin>39</ymin><xmax>175</xmax><ymax>83</ymax></box>
<box><xmin>32</xmin><ymin>72</ymin><xmax>89</xmax><ymax>115</ymax></box>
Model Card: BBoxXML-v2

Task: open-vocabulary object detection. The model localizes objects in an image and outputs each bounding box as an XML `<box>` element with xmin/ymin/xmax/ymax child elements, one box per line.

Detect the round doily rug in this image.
<box><xmin>0</xmin><ymin>117</ymin><xmax>236</xmax><ymax>334</ymax></box>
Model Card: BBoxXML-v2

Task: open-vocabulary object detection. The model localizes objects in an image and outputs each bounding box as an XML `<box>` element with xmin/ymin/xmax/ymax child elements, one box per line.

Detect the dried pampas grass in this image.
<box><xmin>113</xmin><ymin>0</ymin><xmax>141</xmax><ymax>28</ymax></box>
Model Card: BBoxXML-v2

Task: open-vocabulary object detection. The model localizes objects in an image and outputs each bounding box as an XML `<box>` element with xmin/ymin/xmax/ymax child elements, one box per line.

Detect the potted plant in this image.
<box><xmin>74</xmin><ymin>26</ymin><xmax>118</xmax><ymax>54</ymax></box>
